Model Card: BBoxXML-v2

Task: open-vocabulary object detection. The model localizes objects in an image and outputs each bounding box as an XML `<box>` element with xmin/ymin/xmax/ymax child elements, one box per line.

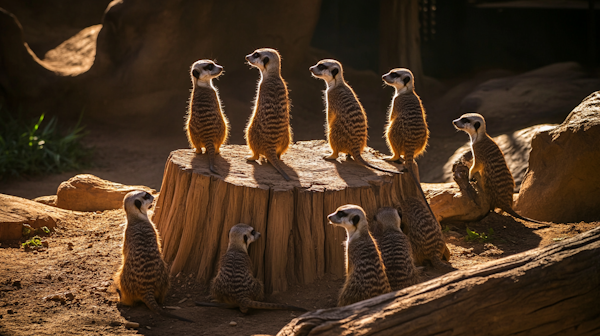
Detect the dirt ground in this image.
<box><xmin>1</xmin><ymin>200</ymin><xmax>598</xmax><ymax>336</ymax></box>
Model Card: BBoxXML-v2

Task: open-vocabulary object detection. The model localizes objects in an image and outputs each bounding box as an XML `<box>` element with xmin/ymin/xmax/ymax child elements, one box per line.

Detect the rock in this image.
<box><xmin>55</xmin><ymin>174</ymin><xmax>155</xmax><ymax>211</ymax></box>
<box><xmin>145</xmin><ymin>326</ymin><xmax>151</xmax><ymax>330</ymax></box>
<box><xmin>33</xmin><ymin>195</ymin><xmax>57</xmax><ymax>207</ymax></box>
<box><xmin>124</xmin><ymin>322</ymin><xmax>139</xmax><ymax>329</ymax></box>
<box><xmin>515</xmin><ymin>91</ymin><xmax>600</xmax><ymax>223</ymax></box>
<box><xmin>0</xmin><ymin>194</ymin><xmax>69</xmax><ymax>241</ymax></box>
<box><xmin>443</xmin><ymin>124</ymin><xmax>557</xmax><ymax>191</ymax></box>
<box><xmin>461</xmin><ymin>62</ymin><xmax>600</xmax><ymax>133</ymax></box>
<box><xmin>229</xmin><ymin>321</ymin><xmax>238</xmax><ymax>327</ymax></box>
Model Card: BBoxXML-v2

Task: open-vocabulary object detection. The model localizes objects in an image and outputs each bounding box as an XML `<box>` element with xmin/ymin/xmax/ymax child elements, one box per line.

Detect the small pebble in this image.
<box><xmin>146</xmin><ymin>326</ymin><xmax>151</xmax><ymax>330</ymax></box>
<box><xmin>125</xmin><ymin>322</ymin><xmax>139</xmax><ymax>329</ymax></box>
<box><xmin>229</xmin><ymin>321</ymin><xmax>237</xmax><ymax>326</ymax></box>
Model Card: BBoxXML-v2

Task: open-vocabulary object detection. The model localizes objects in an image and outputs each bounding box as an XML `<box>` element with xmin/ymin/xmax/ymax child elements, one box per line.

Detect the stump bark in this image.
<box><xmin>152</xmin><ymin>140</ymin><xmax>406</xmax><ymax>293</ymax></box>
<box><xmin>277</xmin><ymin>226</ymin><xmax>600</xmax><ymax>336</ymax></box>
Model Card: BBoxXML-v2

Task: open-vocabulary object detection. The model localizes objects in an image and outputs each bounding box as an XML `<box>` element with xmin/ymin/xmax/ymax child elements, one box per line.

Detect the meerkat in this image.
<box><xmin>453</xmin><ymin>113</ymin><xmax>546</xmax><ymax>225</ymax></box>
<box><xmin>328</xmin><ymin>205</ymin><xmax>391</xmax><ymax>306</ymax></box>
<box><xmin>195</xmin><ymin>224</ymin><xmax>306</xmax><ymax>313</ymax></box>
<box><xmin>309</xmin><ymin>59</ymin><xmax>403</xmax><ymax>175</ymax></box>
<box><xmin>369</xmin><ymin>207</ymin><xmax>418</xmax><ymax>291</ymax></box>
<box><xmin>186</xmin><ymin>59</ymin><xmax>229</xmax><ymax>175</ymax></box>
<box><xmin>245</xmin><ymin>48</ymin><xmax>292</xmax><ymax>181</ymax></box>
<box><xmin>114</xmin><ymin>191</ymin><xmax>192</xmax><ymax>322</ymax></box>
<box><xmin>401</xmin><ymin>196</ymin><xmax>452</xmax><ymax>270</ymax></box>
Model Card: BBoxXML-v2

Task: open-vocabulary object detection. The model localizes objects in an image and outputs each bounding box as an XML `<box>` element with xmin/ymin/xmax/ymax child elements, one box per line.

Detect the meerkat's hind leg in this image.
<box><xmin>246</xmin><ymin>152</ymin><xmax>260</xmax><ymax>161</ymax></box>
<box><xmin>324</xmin><ymin>150</ymin><xmax>340</xmax><ymax>160</ymax></box>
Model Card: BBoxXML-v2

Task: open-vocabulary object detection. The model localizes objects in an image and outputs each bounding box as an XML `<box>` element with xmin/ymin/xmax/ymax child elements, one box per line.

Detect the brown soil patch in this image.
<box><xmin>1</xmin><ymin>205</ymin><xmax>597</xmax><ymax>335</ymax></box>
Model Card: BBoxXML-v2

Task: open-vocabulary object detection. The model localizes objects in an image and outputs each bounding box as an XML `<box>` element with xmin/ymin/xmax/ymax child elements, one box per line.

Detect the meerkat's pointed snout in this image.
<box><xmin>245</xmin><ymin>54</ymin><xmax>252</xmax><ymax>62</ymax></box>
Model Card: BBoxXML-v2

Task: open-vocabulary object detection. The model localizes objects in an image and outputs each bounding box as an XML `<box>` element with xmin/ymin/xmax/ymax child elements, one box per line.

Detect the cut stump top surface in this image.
<box><xmin>170</xmin><ymin>140</ymin><xmax>404</xmax><ymax>191</ymax></box>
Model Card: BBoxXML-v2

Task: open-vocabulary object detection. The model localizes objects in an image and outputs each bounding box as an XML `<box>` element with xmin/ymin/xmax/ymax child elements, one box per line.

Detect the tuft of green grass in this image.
<box><xmin>22</xmin><ymin>235</ymin><xmax>42</xmax><ymax>248</ymax></box>
<box><xmin>0</xmin><ymin>105</ymin><xmax>91</xmax><ymax>179</ymax></box>
<box><xmin>465</xmin><ymin>227</ymin><xmax>494</xmax><ymax>243</ymax></box>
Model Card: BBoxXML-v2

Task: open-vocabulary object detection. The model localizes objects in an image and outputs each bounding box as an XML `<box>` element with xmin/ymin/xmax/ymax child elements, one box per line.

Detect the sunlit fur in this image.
<box><xmin>244</xmin><ymin>48</ymin><xmax>292</xmax><ymax>181</ymax></box>
<box><xmin>210</xmin><ymin>224</ymin><xmax>306</xmax><ymax>313</ymax></box>
<box><xmin>186</xmin><ymin>59</ymin><xmax>229</xmax><ymax>175</ymax></box>
<box><xmin>328</xmin><ymin>205</ymin><xmax>391</xmax><ymax>306</ymax></box>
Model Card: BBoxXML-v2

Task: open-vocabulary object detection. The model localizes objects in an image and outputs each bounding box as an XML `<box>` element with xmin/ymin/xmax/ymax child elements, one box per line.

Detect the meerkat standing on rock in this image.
<box><xmin>453</xmin><ymin>113</ymin><xmax>547</xmax><ymax>225</ymax></box>
<box><xmin>328</xmin><ymin>205</ymin><xmax>391</xmax><ymax>306</ymax></box>
<box><xmin>310</xmin><ymin>59</ymin><xmax>403</xmax><ymax>175</ymax></box>
<box><xmin>369</xmin><ymin>207</ymin><xmax>418</xmax><ymax>291</ymax></box>
<box><xmin>245</xmin><ymin>48</ymin><xmax>292</xmax><ymax>181</ymax></box>
<box><xmin>114</xmin><ymin>191</ymin><xmax>192</xmax><ymax>322</ymax></box>
<box><xmin>195</xmin><ymin>224</ymin><xmax>306</xmax><ymax>313</ymax></box>
<box><xmin>186</xmin><ymin>59</ymin><xmax>229</xmax><ymax>175</ymax></box>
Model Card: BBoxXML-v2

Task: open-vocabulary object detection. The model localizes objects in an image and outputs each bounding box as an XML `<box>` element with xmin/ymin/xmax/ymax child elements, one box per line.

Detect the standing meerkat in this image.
<box><xmin>186</xmin><ymin>59</ymin><xmax>229</xmax><ymax>175</ymax></box>
<box><xmin>402</xmin><ymin>196</ymin><xmax>452</xmax><ymax>270</ymax></box>
<box><xmin>309</xmin><ymin>59</ymin><xmax>402</xmax><ymax>175</ymax></box>
<box><xmin>245</xmin><ymin>48</ymin><xmax>292</xmax><ymax>181</ymax></box>
<box><xmin>453</xmin><ymin>113</ymin><xmax>546</xmax><ymax>224</ymax></box>
<box><xmin>328</xmin><ymin>205</ymin><xmax>391</xmax><ymax>306</ymax></box>
<box><xmin>114</xmin><ymin>191</ymin><xmax>192</xmax><ymax>322</ymax></box>
<box><xmin>196</xmin><ymin>224</ymin><xmax>306</xmax><ymax>313</ymax></box>
<box><xmin>369</xmin><ymin>207</ymin><xmax>418</xmax><ymax>291</ymax></box>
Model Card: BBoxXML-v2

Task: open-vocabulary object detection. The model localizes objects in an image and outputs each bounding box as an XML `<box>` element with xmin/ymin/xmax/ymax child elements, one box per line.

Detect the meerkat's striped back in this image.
<box><xmin>402</xmin><ymin>197</ymin><xmax>451</xmax><ymax>270</ymax></box>
<box><xmin>370</xmin><ymin>209</ymin><xmax>418</xmax><ymax>291</ymax></box>
<box><xmin>326</xmin><ymin>84</ymin><xmax>368</xmax><ymax>156</ymax></box>
<box><xmin>473</xmin><ymin>134</ymin><xmax>516</xmax><ymax>212</ymax></box>
<box><xmin>339</xmin><ymin>230</ymin><xmax>391</xmax><ymax>306</ymax></box>
<box><xmin>210</xmin><ymin>248</ymin><xmax>264</xmax><ymax>307</ymax></box>
<box><xmin>386</xmin><ymin>91</ymin><xmax>429</xmax><ymax>163</ymax></box>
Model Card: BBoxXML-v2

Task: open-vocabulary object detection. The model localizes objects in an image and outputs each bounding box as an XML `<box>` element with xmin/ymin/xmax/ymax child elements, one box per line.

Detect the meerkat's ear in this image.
<box><xmin>263</xmin><ymin>56</ymin><xmax>270</xmax><ymax>67</ymax></box>
<box><xmin>474</xmin><ymin>121</ymin><xmax>481</xmax><ymax>131</ymax></box>
<box><xmin>192</xmin><ymin>69</ymin><xmax>200</xmax><ymax>78</ymax></box>
<box><xmin>352</xmin><ymin>215</ymin><xmax>360</xmax><ymax>226</ymax></box>
<box><xmin>134</xmin><ymin>199</ymin><xmax>142</xmax><ymax>210</ymax></box>
<box><xmin>243</xmin><ymin>234</ymin><xmax>248</xmax><ymax>244</ymax></box>
<box><xmin>403</xmin><ymin>76</ymin><xmax>410</xmax><ymax>85</ymax></box>
<box><xmin>332</xmin><ymin>68</ymin><xmax>339</xmax><ymax>78</ymax></box>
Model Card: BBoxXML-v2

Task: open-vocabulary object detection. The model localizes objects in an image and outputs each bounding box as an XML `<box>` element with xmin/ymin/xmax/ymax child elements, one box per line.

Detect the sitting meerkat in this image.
<box><xmin>196</xmin><ymin>223</ymin><xmax>306</xmax><ymax>313</ymax></box>
<box><xmin>114</xmin><ymin>190</ymin><xmax>192</xmax><ymax>322</ymax></box>
<box><xmin>328</xmin><ymin>205</ymin><xmax>391</xmax><ymax>306</ymax></box>
<box><xmin>186</xmin><ymin>59</ymin><xmax>229</xmax><ymax>175</ymax></box>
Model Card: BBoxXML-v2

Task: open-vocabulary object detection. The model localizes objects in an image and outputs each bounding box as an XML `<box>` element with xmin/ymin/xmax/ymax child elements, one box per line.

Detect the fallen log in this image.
<box><xmin>152</xmin><ymin>140</ymin><xmax>406</xmax><ymax>293</ymax></box>
<box><xmin>277</xmin><ymin>226</ymin><xmax>600</xmax><ymax>336</ymax></box>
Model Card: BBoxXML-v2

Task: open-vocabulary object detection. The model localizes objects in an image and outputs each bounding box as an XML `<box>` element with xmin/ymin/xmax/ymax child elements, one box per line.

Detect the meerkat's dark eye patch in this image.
<box><xmin>390</xmin><ymin>72</ymin><xmax>399</xmax><ymax>78</ymax></box>
<box><xmin>460</xmin><ymin>118</ymin><xmax>470</xmax><ymax>124</ymax></box>
<box><xmin>336</xmin><ymin>210</ymin><xmax>347</xmax><ymax>217</ymax></box>
<box><xmin>192</xmin><ymin>69</ymin><xmax>200</xmax><ymax>78</ymax></box>
<box><xmin>134</xmin><ymin>199</ymin><xmax>142</xmax><ymax>210</ymax></box>
<box><xmin>402</xmin><ymin>76</ymin><xmax>411</xmax><ymax>85</ymax></box>
<box><xmin>317</xmin><ymin>64</ymin><xmax>327</xmax><ymax>71</ymax></box>
<box><xmin>263</xmin><ymin>56</ymin><xmax>270</xmax><ymax>66</ymax></box>
<box><xmin>253</xmin><ymin>52</ymin><xmax>260</xmax><ymax>58</ymax></box>
<box><xmin>474</xmin><ymin>121</ymin><xmax>481</xmax><ymax>131</ymax></box>
<box><xmin>244</xmin><ymin>235</ymin><xmax>248</xmax><ymax>244</ymax></box>
<box><xmin>143</xmin><ymin>192</ymin><xmax>152</xmax><ymax>200</ymax></box>
<box><xmin>205</xmin><ymin>63</ymin><xmax>214</xmax><ymax>71</ymax></box>
<box><xmin>351</xmin><ymin>215</ymin><xmax>360</xmax><ymax>226</ymax></box>
<box><xmin>332</xmin><ymin>68</ymin><xmax>339</xmax><ymax>78</ymax></box>
<box><xmin>250</xmin><ymin>229</ymin><xmax>256</xmax><ymax>235</ymax></box>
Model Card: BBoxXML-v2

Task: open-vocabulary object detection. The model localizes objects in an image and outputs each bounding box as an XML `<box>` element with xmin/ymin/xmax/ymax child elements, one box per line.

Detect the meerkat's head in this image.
<box><xmin>309</xmin><ymin>59</ymin><xmax>344</xmax><ymax>88</ymax></box>
<box><xmin>123</xmin><ymin>190</ymin><xmax>154</xmax><ymax>221</ymax></box>
<box><xmin>382</xmin><ymin>68</ymin><xmax>414</xmax><ymax>94</ymax></box>
<box><xmin>453</xmin><ymin>113</ymin><xmax>487</xmax><ymax>143</ymax></box>
<box><xmin>228</xmin><ymin>223</ymin><xmax>261</xmax><ymax>253</ymax></box>
<box><xmin>372</xmin><ymin>207</ymin><xmax>402</xmax><ymax>232</ymax></box>
<box><xmin>328</xmin><ymin>204</ymin><xmax>368</xmax><ymax>238</ymax></box>
<box><xmin>191</xmin><ymin>60</ymin><xmax>223</xmax><ymax>88</ymax></box>
<box><xmin>246</xmin><ymin>48</ymin><xmax>281</xmax><ymax>75</ymax></box>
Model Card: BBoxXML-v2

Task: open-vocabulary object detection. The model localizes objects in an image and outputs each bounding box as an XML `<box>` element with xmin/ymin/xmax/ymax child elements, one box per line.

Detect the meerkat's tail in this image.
<box><xmin>205</xmin><ymin>142</ymin><xmax>219</xmax><ymax>175</ymax></box>
<box><xmin>143</xmin><ymin>291</ymin><xmax>193</xmax><ymax>322</ymax></box>
<box><xmin>195</xmin><ymin>301</ymin><xmax>238</xmax><ymax>309</ymax></box>
<box><xmin>265</xmin><ymin>150</ymin><xmax>291</xmax><ymax>181</ymax></box>
<box><xmin>502</xmin><ymin>206</ymin><xmax>550</xmax><ymax>228</ymax></box>
<box><xmin>352</xmin><ymin>151</ymin><xmax>405</xmax><ymax>175</ymax></box>
<box><xmin>404</xmin><ymin>161</ymin><xmax>438</xmax><ymax>223</ymax></box>
<box><xmin>239</xmin><ymin>298</ymin><xmax>307</xmax><ymax>312</ymax></box>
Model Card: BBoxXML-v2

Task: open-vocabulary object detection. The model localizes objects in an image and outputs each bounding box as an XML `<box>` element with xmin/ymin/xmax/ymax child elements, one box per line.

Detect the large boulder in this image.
<box><xmin>515</xmin><ymin>92</ymin><xmax>600</xmax><ymax>223</ymax></box>
<box><xmin>0</xmin><ymin>194</ymin><xmax>68</xmax><ymax>241</ymax></box>
<box><xmin>443</xmin><ymin>124</ymin><xmax>557</xmax><ymax>191</ymax></box>
<box><xmin>56</xmin><ymin>174</ymin><xmax>155</xmax><ymax>211</ymax></box>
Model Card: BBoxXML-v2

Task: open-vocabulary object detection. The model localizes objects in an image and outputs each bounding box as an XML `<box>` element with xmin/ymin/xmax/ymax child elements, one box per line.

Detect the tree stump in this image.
<box><xmin>278</xmin><ymin>226</ymin><xmax>600</xmax><ymax>336</ymax></box>
<box><xmin>152</xmin><ymin>140</ymin><xmax>406</xmax><ymax>293</ymax></box>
